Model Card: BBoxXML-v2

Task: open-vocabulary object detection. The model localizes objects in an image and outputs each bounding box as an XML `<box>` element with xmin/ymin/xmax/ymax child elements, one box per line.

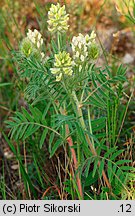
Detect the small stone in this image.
<box><xmin>122</xmin><ymin>53</ymin><xmax>134</xmax><ymax>64</ymax></box>
<box><xmin>11</xmin><ymin>164</ymin><xmax>19</xmax><ymax>170</ymax></box>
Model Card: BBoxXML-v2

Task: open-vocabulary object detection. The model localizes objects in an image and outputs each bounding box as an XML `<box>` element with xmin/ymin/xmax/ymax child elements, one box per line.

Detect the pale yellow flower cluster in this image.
<box><xmin>27</xmin><ymin>29</ymin><xmax>43</xmax><ymax>49</ymax></box>
<box><xmin>72</xmin><ymin>31</ymin><xmax>99</xmax><ymax>71</ymax></box>
<box><xmin>72</xmin><ymin>33</ymin><xmax>88</xmax><ymax>72</ymax></box>
<box><xmin>21</xmin><ymin>3</ymin><xmax>100</xmax><ymax>83</ymax></box>
<box><xmin>50</xmin><ymin>51</ymin><xmax>73</xmax><ymax>81</ymax></box>
<box><xmin>21</xmin><ymin>29</ymin><xmax>45</xmax><ymax>59</ymax></box>
<box><xmin>47</xmin><ymin>3</ymin><xmax>69</xmax><ymax>34</ymax></box>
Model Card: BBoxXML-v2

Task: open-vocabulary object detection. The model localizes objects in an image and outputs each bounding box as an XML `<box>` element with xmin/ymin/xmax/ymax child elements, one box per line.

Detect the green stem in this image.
<box><xmin>80</xmin><ymin>63</ymin><xmax>94</xmax><ymax>103</ymax></box>
<box><xmin>72</xmin><ymin>90</ymin><xmax>96</xmax><ymax>154</ymax></box>
<box><xmin>88</xmin><ymin>106</ymin><xmax>94</xmax><ymax>147</ymax></box>
<box><xmin>72</xmin><ymin>90</ymin><xmax>112</xmax><ymax>189</ymax></box>
<box><xmin>57</xmin><ymin>32</ymin><xmax>61</xmax><ymax>51</ymax></box>
<box><xmin>72</xmin><ymin>91</ymin><xmax>86</xmax><ymax>129</ymax></box>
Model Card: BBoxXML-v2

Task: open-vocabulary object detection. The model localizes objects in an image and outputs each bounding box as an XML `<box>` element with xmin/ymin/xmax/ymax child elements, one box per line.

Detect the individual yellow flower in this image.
<box><xmin>47</xmin><ymin>3</ymin><xmax>69</xmax><ymax>34</ymax></box>
<box><xmin>51</xmin><ymin>51</ymin><xmax>73</xmax><ymax>81</ymax></box>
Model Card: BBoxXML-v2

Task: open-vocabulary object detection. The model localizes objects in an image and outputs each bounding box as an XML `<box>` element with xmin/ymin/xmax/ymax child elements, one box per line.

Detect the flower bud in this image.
<box><xmin>20</xmin><ymin>38</ymin><xmax>33</xmax><ymax>57</ymax></box>
<box><xmin>31</xmin><ymin>48</ymin><xmax>41</xmax><ymax>60</ymax></box>
<box><xmin>88</xmin><ymin>42</ymin><xmax>100</xmax><ymax>61</ymax></box>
